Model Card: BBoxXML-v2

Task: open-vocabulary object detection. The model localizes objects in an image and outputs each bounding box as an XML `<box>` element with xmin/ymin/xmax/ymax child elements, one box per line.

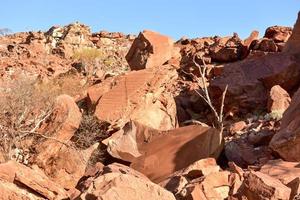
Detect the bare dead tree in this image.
<box><xmin>190</xmin><ymin>55</ymin><xmax>228</xmax><ymax>132</ymax></box>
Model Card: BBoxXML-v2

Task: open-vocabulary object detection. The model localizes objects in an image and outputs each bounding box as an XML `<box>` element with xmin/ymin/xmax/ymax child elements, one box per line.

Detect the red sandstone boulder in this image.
<box><xmin>159</xmin><ymin>158</ymin><xmax>220</xmax><ymax>190</ymax></box>
<box><xmin>199</xmin><ymin>171</ymin><xmax>231</xmax><ymax>199</ymax></box>
<box><xmin>258</xmin><ymin>38</ymin><xmax>278</xmax><ymax>52</ymax></box>
<box><xmin>209</xmin><ymin>34</ymin><xmax>243</xmax><ymax>63</ymax></box>
<box><xmin>267</xmin><ymin>85</ymin><xmax>291</xmax><ymax>115</ymax></box>
<box><xmin>80</xmin><ymin>167</ymin><xmax>176</xmax><ymax>200</ymax></box>
<box><xmin>0</xmin><ymin>161</ymin><xmax>68</xmax><ymax>199</ymax></box>
<box><xmin>270</xmin><ymin>87</ymin><xmax>300</xmax><ymax>161</ymax></box>
<box><xmin>94</xmin><ymin>66</ymin><xmax>178</xmax><ymax>130</ymax></box>
<box><xmin>126</xmin><ymin>30</ymin><xmax>175</xmax><ymax>70</ymax></box>
<box><xmin>264</xmin><ymin>26</ymin><xmax>293</xmax><ymax>42</ymax></box>
<box><xmin>31</xmin><ymin>95</ymin><xmax>91</xmax><ymax>189</ymax></box>
<box><xmin>260</xmin><ymin>159</ymin><xmax>300</xmax><ymax>198</ymax></box>
<box><xmin>238</xmin><ymin>171</ymin><xmax>291</xmax><ymax>200</ymax></box>
<box><xmin>130</xmin><ymin>125</ymin><xmax>222</xmax><ymax>183</ymax></box>
<box><xmin>229</xmin><ymin>121</ymin><xmax>247</xmax><ymax>134</ymax></box>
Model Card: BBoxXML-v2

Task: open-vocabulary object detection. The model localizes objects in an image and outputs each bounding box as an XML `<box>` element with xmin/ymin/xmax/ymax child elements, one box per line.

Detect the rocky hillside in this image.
<box><xmin>0</xmin><ymin>12</ymin><xmax>300</xmax><ymax>200</ymax></box>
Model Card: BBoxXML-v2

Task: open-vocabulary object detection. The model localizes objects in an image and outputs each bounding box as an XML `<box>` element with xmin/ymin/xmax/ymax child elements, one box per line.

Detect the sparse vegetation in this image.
<box><xmin>72</xmin><ymin>47</ymin><xmax>105</xmax><ymax>79</ymax></box>
<box><xmin>0</xmin><ymin>72</ymin><xmax>86</xmax><ymax>162</ymax></box>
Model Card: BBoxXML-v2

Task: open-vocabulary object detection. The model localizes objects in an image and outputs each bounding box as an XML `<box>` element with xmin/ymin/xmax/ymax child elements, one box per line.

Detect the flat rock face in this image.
<box><xmin>130</xmin><ymin>125</ymin><xmax>222</xmax><ymax>183</ymax></box>
<box><xmin>126</xmin><ymin>30</ymin><xmax>175</xmax><ymax>70</ymax></box>
<box><xmin>269</xmin><ymin>87</ymin><xmax>300</xmax><ymax>161</ymax></box>
<box><xmin>94</xmin><ymin>66</ymin><xmax>178</xmax><ymax>130</ymax></box>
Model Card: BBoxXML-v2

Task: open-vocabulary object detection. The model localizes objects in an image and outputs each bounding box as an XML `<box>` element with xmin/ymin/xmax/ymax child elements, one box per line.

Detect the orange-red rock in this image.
<box><xmin>130</xmin><ymin>125</ymin><xmax>222</xmax><ymax>183</ymax></box>
<box><xmin>239</xmin><ymin>171</ymin><xmax>291</xmax><ymax>200</ymax></box>
<box><xmin>284</xmin><ymin>12</ymin><xmax>300</xmax><ymax>54</ymax></box>
<box><xmin>126</xmin><ymin>30</ymin><xmax>175</xmax><ymax>70</ymax></box>
<box><xmin>95</xmin><ymin>66</ymin><xmax>178</xmax><ymax>130</ymax></box>
<box><xmin>80</xmin><ymin>171</ymin><xmax>176</xmax><ymax>200</ymax></box>
<box><xmin>32</xmin><ymin>95</ymin><xmax>89</xmax><ymax>189</ymax></box>
<box><xmin>260</xmin><ymin>159</ymin><xmax>300</xmax><ymax>198</ymax></box>
<box><xmin>159</xmin><ymin>158</ymin><xmax>220</xmax><ymax>195</ymax></box>
<box><xmin>200</xmin><ymin>171</ymin><xmax>231</xmax><ymax>199</ymax></box>
<box><xmin>210</xmin><ymin>47</ymin><xmax>300</xmax><ymax>111</ymax></box>
<box><xmin>0</xmin><ymin>161</ymin><xmax>68</xmax><ymax>199</ymax></box>
<box><xmin>229</xmin><ymin>121</ymin><xmax>247</xmax><ymax>134</ymax></box>
<box><xmin>264</xmin><ymin>26</ymin><xmax>293</xmax><ymax>42</ymax></box>
<box><xmin>270</xmin><ymin>87</ymin><xmax>300</xmax><ymax>161</ymax></box>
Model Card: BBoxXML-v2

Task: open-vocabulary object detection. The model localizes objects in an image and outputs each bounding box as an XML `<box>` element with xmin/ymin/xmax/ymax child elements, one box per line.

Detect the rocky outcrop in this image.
<box><xmin>45</xmin><ymin>22</ymin><xmax>94</xmax><ymax>58</ymax></box>
<box><xmin>264</xmin><ymin>26</ymin><xmax>293</xmax><ymax>42</ymax></box>
<box><xmin>126</xmin><ymin>30</ymin><xmax>176</xmax><ymax>70</ymax></box>
<box><xmin>210</xmin><ymin>13</ymin><xmax>300</xmax><ymax>111</ymax></box>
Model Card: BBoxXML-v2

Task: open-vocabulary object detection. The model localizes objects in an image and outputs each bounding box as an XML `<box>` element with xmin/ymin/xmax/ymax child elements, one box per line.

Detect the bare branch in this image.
<box><xmin>219</xmin><ymin>85</ymin><xmax>228</xmax><ymax>126</ymax></box>
<box><xmin>191</xmin><ymin>54</ymin><xmax>228</xmax><ymax>130</ymax></box>
<box><xmin>19</xmin><ymin>131</ymin><xmax>70</xmax><ymax>147</ymax></box>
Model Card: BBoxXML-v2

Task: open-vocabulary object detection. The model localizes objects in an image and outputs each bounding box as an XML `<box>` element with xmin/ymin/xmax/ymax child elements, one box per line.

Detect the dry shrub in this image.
<box><xmin>71</xmin><ymin>113</ymin><xmax>112</xmax><ymax>165</ymax></box>
<box><xmin>72</xmin><ymin>47</ymin><xmax>128</xmax><ymax>79</ymax></box>
<box><xmin>73</xmin><ymin>47</ymin><xmax>105</xmax><ymax>77</ymax></box>
<box><xmin>0</xmin><ymin>77</ymin><xmax>53</xmax><ymax>161</ymax></box>
<box><xmin>0</xmin><ymin>72</ymin><xmax>86</xmax><ymax>162</ymax></box>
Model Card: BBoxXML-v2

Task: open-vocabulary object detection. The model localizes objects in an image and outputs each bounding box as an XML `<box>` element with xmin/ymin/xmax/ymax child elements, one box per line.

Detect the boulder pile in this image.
<box><xmin>0</xmin><ymin>11</ymin><xmax>300</xmax><ymax>200</ymax></box>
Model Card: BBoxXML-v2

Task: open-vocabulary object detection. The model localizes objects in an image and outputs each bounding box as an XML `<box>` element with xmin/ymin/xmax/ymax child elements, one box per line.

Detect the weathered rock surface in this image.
<box><xmin>126</xmin><ymin>30</ymin><xmax>175</xmax><ymax>70</ymax></box>
<box><xmin>237</xmin><ymin>171</ymin><xmax>291</xmax><ymax>200</ymax></box>
<box><xmin>260</xmin><ymin>159</ymin><xmax>300</xmax><ymax>198</ymax></box>
<box><xmin>267</xmin><ymin>85</ymin><xmax>291</xmax><ymax>115</ymax></box>
<box><xmin>80</xmin><ymin>167</ymin><xmax>176</xmax><ymax>200</ymax></box>
<box><xmin>159</xmin><ymin>158</ymin><xmax>220</xmax><ymax>190</ymax></box>
<box><xmin>46</xmin><ymin>22</ymin><xmax>94</xmax><ymax>58</ymax></box>
<box><xmin>94</xmin><ymin>66</ymin><xmax>178</xmax><ymax>130</ymax></box>
<box><xmin>130</xmin><ymin>125</ymin><xmax>222</xmax><ymax>183</ymax></box>
<box><xmin>270</xmin><ymin>86</ymin><xmax>300</xmax><ymax>162</ymax></box>
<box><xmin>0</xmin><ymin>161</ymin><xmax>68</xmax><ymax>199</ymax></box>
<box><xmin>32</xmin><ymin>95</ymin><xmax>87</xmax><ymax>189</ymax></box>
<box><xmin>284</xmin><ymin>12</ymin><xmax>300</xmax><ymax>54</ymax></box>
<box><xmin>264</xmin><ymin>26</ymin><xmax>293</xmax><ymax>42</ymax></box>
<box><xmin>209</xmin><ymin>34</ymin><xmax>244</xmax><ymax>63</ymax></box>
<box><xmin>210</xmin><ymin>14</ymin><xmax>300</xmax><ymax>111</ymax></box>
